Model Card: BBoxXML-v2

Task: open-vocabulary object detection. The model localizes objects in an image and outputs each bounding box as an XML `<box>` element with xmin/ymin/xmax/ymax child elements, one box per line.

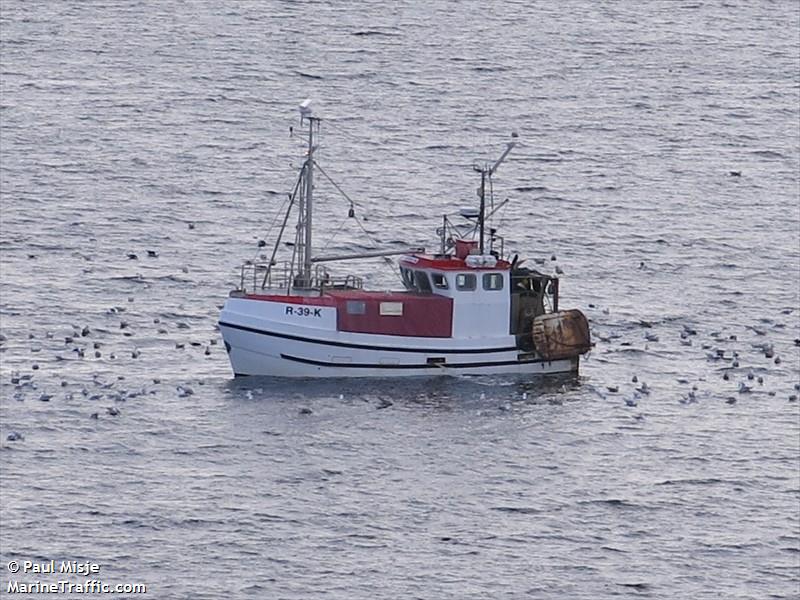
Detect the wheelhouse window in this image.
<box><xmin>415</xmin><ymin>271</ymin><xmax>432</xmax><ymax>293</ymax></box>
<box><xmin>400</xmin><ymin>267</ymin><xmax>415</xmax><ymax>291</ymax></box>
<box><xmin>455</xmin><ymin>273</ymin><xmax>476</xmax><ymax>291</ymax></box>
<box><xmin>432</xmin><ymin>272</ymin><xmax>448</xmax><ymax>289</ymax></box>
<box><xmin>400</xmin><ymin>267</ymin><xmax>434</xmax><ymax>293</ymax></box>
<box><xmin>483</xmin><ymin>273</ymin><xmax>504</xmax><ymax>291</ymax></box>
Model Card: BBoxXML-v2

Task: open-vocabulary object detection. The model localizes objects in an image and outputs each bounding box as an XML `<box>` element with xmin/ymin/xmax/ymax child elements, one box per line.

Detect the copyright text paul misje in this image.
<box><xmin>8</xmin><ymin>560</ymin><xmax>100</xmax><ymax>575</ymax></box>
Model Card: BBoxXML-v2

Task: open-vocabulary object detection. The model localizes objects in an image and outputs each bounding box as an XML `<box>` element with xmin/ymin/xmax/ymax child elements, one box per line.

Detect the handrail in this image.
<box><xmin>238</xmin><ymin>261</ymin><xmax>363</xmax><ymax>295</ymax></box>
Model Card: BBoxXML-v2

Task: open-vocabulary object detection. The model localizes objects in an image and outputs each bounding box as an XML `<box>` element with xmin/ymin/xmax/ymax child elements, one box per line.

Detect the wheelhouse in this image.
<box><xmin>398</xmin><ymin>254</ymin><xmax>559</xmax><ymax>346</ymax></box>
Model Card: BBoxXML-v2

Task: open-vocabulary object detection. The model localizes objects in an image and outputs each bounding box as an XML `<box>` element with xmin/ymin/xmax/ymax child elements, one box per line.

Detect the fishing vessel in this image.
<box><xmin>219</xmin><ymin>101</ymin><xmax>591</xmax><ymax>378</ymax></box>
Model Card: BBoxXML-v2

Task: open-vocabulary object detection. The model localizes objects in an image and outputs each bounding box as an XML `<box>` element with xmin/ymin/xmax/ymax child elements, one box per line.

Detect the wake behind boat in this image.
<box><xmin>219</xmin><ymin>101</ymin><xmax>591</xmax><ymax>378</ymax></box>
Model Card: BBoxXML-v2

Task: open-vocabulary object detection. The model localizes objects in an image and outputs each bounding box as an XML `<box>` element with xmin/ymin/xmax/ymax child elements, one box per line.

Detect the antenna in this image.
<box><xmin>489</xmin><ymin>135</ymin><xmax>517</xmax><ymax>176</ymax></box>
<box><xmin>299</xmin><ymin>98</ymin><xmax>313</xmax><ymax>122</ymax></box>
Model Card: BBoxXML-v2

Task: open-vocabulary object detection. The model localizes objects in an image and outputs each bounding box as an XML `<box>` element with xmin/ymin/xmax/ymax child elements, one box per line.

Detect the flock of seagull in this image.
<box><xmin>1</xmin><ymin>262</ymin><xmax>798</xmax><ymax>442</ymax></box>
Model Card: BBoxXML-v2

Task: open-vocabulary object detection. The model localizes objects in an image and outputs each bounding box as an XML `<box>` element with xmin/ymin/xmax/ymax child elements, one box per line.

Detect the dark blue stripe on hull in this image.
<box><xmin>280</xmin><ymin>353</ymin><xmax>557</xmax><ymax>370</ymax></box>
<box><xmin>218</xmin><ymin>321</ymin><xmax>518</xmax><ymax>354</ymax></box>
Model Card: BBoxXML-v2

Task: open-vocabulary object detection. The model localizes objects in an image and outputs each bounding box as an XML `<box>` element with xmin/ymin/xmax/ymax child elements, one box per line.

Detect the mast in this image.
<box><xmin>297</xmin><ymin>99</ymin><xmax>317</xmax><ymax>287</ymax></box>
<box><xmin>304</xmin><ymin>112</ymin><xmax>315</xmax><ymax>284</ymax></box>
<box><xmin>475</xmin><ymin>133</ymin><xmax>518</xmax><ymax>255</ymax></box>
<box><xmin>479</xmin><ymin>171</ymin><xmax>486</xmax><ymax>254</ymax></box>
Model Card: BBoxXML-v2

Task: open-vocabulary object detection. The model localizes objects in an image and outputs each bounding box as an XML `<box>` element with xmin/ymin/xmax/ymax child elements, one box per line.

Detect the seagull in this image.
<box><xmin>177</xmin><ymin>385</ymin><xmax>194</xmax><ymax>398</ymax></box>
<box><xmin>625</xmin><ymin>393</ymin><xmax>640</xmax><ymax>407</ymax></box>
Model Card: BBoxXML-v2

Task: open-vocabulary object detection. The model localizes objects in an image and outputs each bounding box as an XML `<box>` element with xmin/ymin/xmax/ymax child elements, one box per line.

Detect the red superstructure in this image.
<box><xmin>329</xmin><ymin>290</ymin><xmax>453</xmax><ymax>338</ymax></box>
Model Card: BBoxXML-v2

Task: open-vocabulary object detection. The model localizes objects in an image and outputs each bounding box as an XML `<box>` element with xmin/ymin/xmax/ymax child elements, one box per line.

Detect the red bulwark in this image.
<box><xmin>329</xmin><ymin>291</ymin><xmax>453</xmax><ymax>338</ymax></box>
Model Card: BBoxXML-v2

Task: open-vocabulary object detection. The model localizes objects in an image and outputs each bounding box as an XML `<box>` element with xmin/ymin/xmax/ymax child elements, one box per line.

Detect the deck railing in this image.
<box><xmin>238</xmin><ymin>261</ymin><xmax>363</xmax><ymax>295</ymax></box>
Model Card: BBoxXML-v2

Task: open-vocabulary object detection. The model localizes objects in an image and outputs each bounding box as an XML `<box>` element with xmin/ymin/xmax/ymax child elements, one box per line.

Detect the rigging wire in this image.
<box><xmin>320</xmin><ymin>211</ymin><xmax>350</xmax><ymax>252</ymax></box>
<box><xmin>347</xmin><ymin>200</ymin><xmax>401</xmax><ymax>278</ymax></box>
<box><xmin>323</xmin><ymin>118</ymin><xmax>367</xmax><ymax>146</ymax></box>
<box><xmin>306</xmin><ymin>124</ymin><xmax>378</xmax><ymax>283</ymax></box>
<box><xmin>313</xmin><ymin>161</ymin><xmax>401</xmax><ymax>277</ymax></box>
<box><xmin>314</xmin><ymin>162</ymin><xmax>366</xmax><ymax>209</ymax></box>
<box><xmin>287</xmin><ymin>197</ymin><xmax>301</xmax><ymax>294</ymax></box>
<box><xmin>251</xmin><ymin>191</ymin><xmax>290</xmax><ymax>263</ymax></box>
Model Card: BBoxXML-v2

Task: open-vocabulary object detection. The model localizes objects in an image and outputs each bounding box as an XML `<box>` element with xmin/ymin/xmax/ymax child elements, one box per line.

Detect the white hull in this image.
<box><xmin>219</xmin><ymin>298</ymin><xmax>579</xmax><ymax>379</ymax></box>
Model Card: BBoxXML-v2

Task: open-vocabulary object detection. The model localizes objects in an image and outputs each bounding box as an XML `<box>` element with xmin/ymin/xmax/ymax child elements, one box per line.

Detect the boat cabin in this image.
<box><xmin>397</xmin><ymin>250</ymin><xmax>558</xmax><ymax>346</ymax></box>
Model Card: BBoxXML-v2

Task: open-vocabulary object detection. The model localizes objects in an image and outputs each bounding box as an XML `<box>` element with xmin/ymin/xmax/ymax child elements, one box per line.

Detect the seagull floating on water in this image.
<box><xmin>625</xmin><ymin>393</ymin><xmax>640</xmax><ymax>407</ymax></box>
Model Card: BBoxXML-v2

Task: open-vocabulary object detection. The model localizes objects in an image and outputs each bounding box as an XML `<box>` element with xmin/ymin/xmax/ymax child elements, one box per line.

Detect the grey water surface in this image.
<box><xmin>1</xmin><ymin>1</ymin><xmax>799</xmax><ymax>598</ymax></box>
